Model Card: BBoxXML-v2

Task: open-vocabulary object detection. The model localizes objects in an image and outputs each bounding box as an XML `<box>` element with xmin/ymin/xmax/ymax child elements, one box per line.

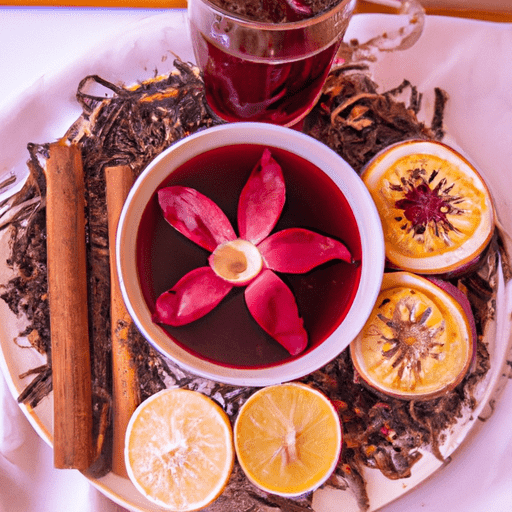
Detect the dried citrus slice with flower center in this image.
<box><xmin>350</xmin><ymin>272</ymin><xmax>475</xmax><ymax>400</ymax></box>
<box><xmin>362</xmin><ymin>140</ymin><xmax>494</xmax><ymax>274</ymax></box>
<box><xmin>234</xmin><ymin>383</ymin><xmax>342</xmax><ymax>496</ymax></box>
<box><xmin>125</xmin><ymin>389</ymin><xmax>234</xmax><ymax>511</ymax></box>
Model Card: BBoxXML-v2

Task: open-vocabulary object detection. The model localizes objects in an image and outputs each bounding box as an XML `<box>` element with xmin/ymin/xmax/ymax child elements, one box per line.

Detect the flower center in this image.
<box><xmin>210</xmin><ymin>239</ymin><xmax>263</xmax><ymax>284</ymax></box>
<box><xmin>393</xmin><ymin>172</ymin><xmax>463</xmax><ymax>237</ymax></box>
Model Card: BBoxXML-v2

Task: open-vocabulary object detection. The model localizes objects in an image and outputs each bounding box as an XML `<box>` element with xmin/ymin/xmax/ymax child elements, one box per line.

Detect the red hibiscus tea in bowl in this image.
<box><xmin>138</xmin><ymin>144</ymin><xmax>359</xmax><ymax>367</ymax></box>
<box><xmin>117</xmin><ymin>124</ymin><xmax>384</xmax><ymax>386</ymax></box>
<box><xmin>188</xmin><ymin>0</ymin><xmax>357</xmax><ymax>126</ymax></box>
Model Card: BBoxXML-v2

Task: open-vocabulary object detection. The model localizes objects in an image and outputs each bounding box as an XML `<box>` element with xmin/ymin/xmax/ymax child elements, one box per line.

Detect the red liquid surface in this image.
<box><xmin>193</xmin><ymin>35</ymin><xmax>339</xmax><ymax>126</ymax></box>
<box><xmin>137</xmin><ymin>145</ymin><xmax>362</xmax><ymax>368</ymax></box>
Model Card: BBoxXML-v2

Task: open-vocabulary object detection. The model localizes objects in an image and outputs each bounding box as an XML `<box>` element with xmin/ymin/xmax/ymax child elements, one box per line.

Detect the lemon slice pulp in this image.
<box><xmin>125</xmin><ymin>388</ymin><xmax>234</xmax><ymax>511</ymax></box>
<box><xmin>362</xmin><ymin>140</ymin><xmax>494</xmax><ymax>274</ymax></box>
<box><xmin>234</xmin><ymin>383</ymin><xmax>342</xmax><ymax>496</ymax></box>
<box><xmin>350</xmin><ymin>272</ymin><xmax>474</xmax><ymax>400</ymax></box>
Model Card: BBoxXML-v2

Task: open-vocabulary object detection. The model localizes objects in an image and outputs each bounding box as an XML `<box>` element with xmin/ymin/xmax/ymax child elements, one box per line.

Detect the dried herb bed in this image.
<box><xmin>0</xmin><ymin>60</ymin><xmax>501</xmax><ymax>510</ymax></box>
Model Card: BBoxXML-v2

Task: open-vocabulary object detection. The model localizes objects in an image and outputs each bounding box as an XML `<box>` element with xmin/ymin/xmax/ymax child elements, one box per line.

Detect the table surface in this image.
<box><xmin>1</xmin><ymin>6</ymin><xmax>512</xmax><ymax>512</ymax></box>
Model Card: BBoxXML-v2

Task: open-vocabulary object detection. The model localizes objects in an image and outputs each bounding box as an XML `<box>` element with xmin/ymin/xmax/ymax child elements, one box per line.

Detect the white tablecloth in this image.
<box><xmin>1</xmin><ymin>6</ymin><xmax>512</xmax><ymax>512</ymax></box>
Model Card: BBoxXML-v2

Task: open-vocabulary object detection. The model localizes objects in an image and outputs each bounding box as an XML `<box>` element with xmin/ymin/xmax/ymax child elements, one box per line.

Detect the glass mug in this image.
<box><xmin>188</xmin><ymin>0</ymin><xmax>357</xmax><ymax>127</ymax></box>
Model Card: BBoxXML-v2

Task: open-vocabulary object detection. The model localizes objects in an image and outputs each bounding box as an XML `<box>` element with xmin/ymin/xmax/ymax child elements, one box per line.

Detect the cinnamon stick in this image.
<box><xmin>105</xmin><ymin>165</ymin><xmax>140</xmax><ymax>477</ymax></box>
<box><xmin>45</xmin><ymin>143</ymin><xmax>94</xmax><ymax>470</ymax></box>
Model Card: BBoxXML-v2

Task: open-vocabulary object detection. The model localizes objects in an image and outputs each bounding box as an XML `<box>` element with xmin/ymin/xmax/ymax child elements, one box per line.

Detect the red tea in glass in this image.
<box><xmin>188</xmin><ymin>0</ymin><xmax>357</xmax><ymax>126</ymax></box>
<box><xmin>137</xmin><ymin>144</ymin><xmax>362</xmax><ymax>368</ymax></box>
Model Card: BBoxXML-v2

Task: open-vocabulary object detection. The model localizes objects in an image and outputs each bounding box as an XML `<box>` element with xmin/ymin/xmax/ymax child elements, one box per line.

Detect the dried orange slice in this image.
<box><xmin>124</xmin><ymin>388</ymin><xmax>234</xmax><ymax>511</ymax></box>
<box><xmin>361</xmin><ymin>140</ymin><xmax>494</xmax><ymax>275</ymax></box>
<box><xmin>234</xmin><ymin>383</ymin><xmax>342</xmax><ymax>496</ymax></box>
<box><xmin>350</xmin><ymin>272</ymin><xmax>475</xmax><ymax>400</ymax></box>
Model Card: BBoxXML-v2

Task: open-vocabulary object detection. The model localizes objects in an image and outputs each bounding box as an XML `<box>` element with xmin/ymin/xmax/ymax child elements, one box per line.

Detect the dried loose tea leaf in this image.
<box><xmin>69</xmin><ymin>60</ymin><xmax>219</xmax><ymax>176</ymax></box>
<box><xmin>303</xmin><ymin>69</ymin><xmax>448</xmax><ymax>173</ymax></box>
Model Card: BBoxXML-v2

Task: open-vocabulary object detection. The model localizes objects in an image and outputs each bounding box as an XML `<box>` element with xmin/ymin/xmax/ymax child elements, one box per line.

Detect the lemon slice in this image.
<box><xmin>234</xmin><ymin>383</ymin><xmax>342</xmax><ymax>496</ymax></box>
<box><xmin>361</xmin><ymin>140</ymin><xmax>494</xmax><ymax>275</ymax></box>
<box><xmin>125</xmin><ymin>388</ymin><xmax>234</xmax><ymax>511</ymax></box>
<box><xmin>350</xmin><ymin>272</ymin><xmax>475</xmax><ymax>400</ymax></box>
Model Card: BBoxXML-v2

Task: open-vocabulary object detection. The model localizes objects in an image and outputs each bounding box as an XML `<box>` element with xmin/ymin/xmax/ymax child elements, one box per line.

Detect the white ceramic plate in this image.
<box><xmin>0</xmin><ymin>9</ymin><xmax>511</xmax><ymax>512</ymax></box>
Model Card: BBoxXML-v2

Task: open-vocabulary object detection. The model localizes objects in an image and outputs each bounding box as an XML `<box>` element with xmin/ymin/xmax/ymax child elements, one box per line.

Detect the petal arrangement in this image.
<box><xmin>153</xmin><ymin>148</ymin><xmax>352</xmax><ymax>356</ymax></box>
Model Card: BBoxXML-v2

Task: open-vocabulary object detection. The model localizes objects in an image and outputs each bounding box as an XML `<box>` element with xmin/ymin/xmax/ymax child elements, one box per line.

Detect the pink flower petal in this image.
<box><xmin>237</xmin><ymin>149</ymin><xmax>286</xmax><ymax>244</ymax></box>
<box><xmin>158</xmin><ymin>186</ymin><xmax>236</xmax><ymax>252</ymax></box>
<box><xmin>245</xmin><ymin>269</ymin><xmax>308</xmax><ymax>356</ymax></box>
<box><xmin>153</xmin><ymin>267</ymin><xmax>233</xmax><ymax>326</ymax></box>
<box><xmin>258</xmin><ymin>228</ymin><xmax>352</xmax><ymax>273</ymax></box>
<box><xmin>285</xmin><ymin>0</ymin><xmax>313</xmax><ymax>16</ymax></box>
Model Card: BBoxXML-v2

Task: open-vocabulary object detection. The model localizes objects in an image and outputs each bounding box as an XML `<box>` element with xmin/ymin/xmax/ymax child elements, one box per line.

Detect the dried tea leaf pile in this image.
<box><xmin>303</xmin><ymin>69</ymin><xmax>448</xmax><ymax>172</ymax></box>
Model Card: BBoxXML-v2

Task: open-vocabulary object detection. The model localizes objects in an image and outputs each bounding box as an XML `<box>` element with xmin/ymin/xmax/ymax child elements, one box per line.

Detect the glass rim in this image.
<box><xmin>190</xmin><ymin>0</ymin><xmax>356</xmax><ymax>32</ymax></box>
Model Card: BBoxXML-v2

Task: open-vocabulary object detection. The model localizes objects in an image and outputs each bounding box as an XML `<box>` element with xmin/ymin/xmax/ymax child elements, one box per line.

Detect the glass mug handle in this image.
<box><xmin>336</xmin><ymin>0</ymin><xmax>425</xmax><ymax>65</ymax></box>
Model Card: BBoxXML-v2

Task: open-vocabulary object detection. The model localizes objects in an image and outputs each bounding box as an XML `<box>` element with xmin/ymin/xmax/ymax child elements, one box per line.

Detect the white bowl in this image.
<box><xmin>117</xmin><ymin>123</ymin><xmax>384</xmax><ymax>387</ymax></box>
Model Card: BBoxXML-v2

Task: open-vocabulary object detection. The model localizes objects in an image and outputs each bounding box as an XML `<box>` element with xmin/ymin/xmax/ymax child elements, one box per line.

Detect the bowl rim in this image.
<box><xmin>116</xmin><ymin>122</ymin><xmax>385</xmax><ymax>387</ymax></box>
